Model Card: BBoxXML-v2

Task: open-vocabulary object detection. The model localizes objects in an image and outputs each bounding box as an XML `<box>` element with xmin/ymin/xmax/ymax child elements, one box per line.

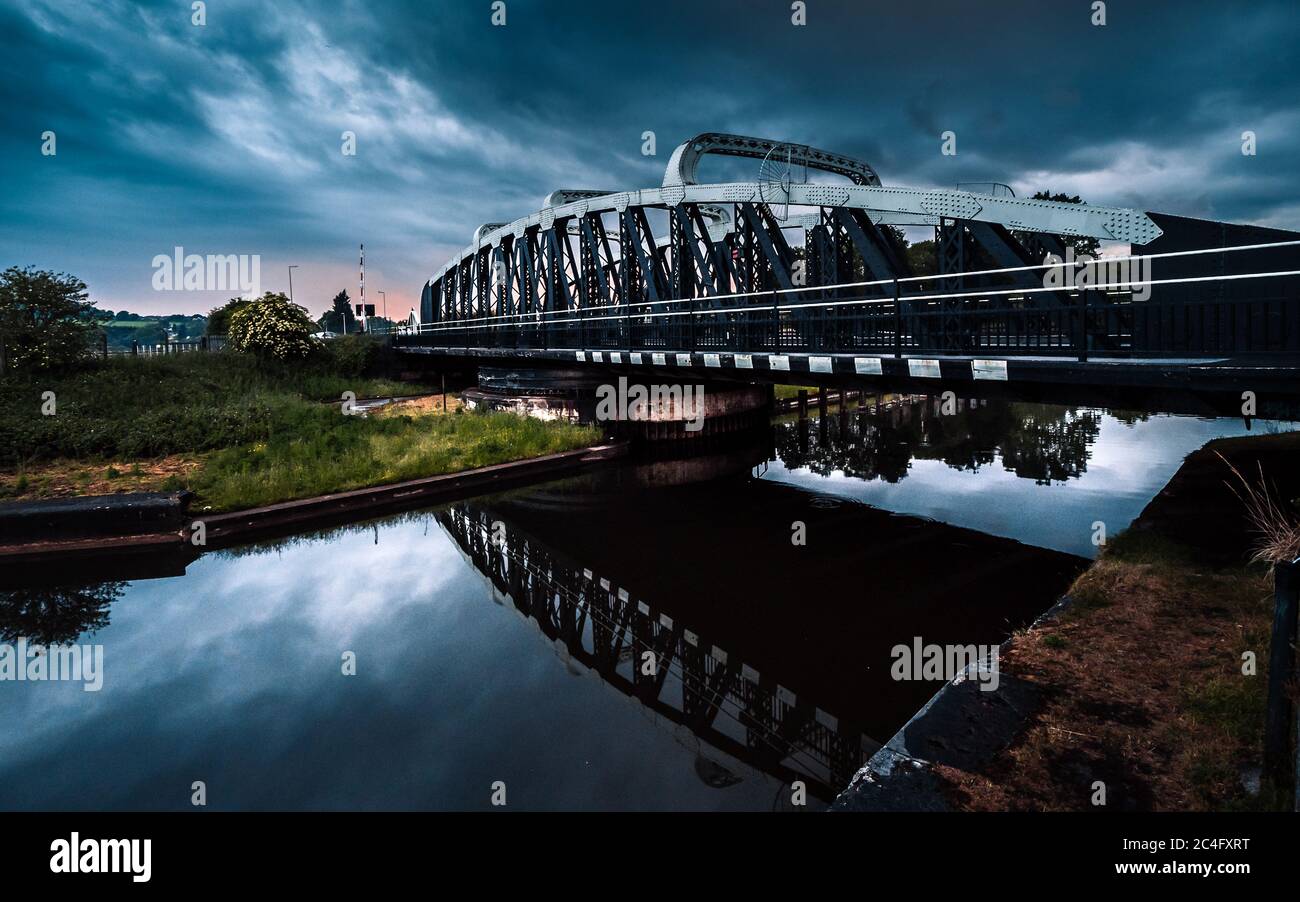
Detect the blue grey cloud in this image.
<box><xmin>2</xmin><ymin>0</ymin><xmax>1297</xmax><ymax>316</ymax></box>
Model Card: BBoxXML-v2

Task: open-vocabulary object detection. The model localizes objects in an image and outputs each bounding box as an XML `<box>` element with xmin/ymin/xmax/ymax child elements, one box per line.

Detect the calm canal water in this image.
<box><xmin>0</xmin><ymin>399</ymin><xmax>1292</xmax><ymax>811</ymax></box>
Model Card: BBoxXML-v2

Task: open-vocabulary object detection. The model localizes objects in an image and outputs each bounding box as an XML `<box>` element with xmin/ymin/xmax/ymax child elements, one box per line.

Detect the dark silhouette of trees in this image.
<box><xmin>318</xmin><ymin>290</ymin><xmax>357</xmax><ymax>334</ymax></box>
<box><xmin>0</xmin><ymin>581</ymin><xmax>125</xmax><ymax>645</ymax></box>
<box><xmin>205</xmin><ymin>297</ymin><xmax>251</xmax><ymax>336</ymax></box>
<box><xmin>773</xmin><ymin>398</ymin><xmax>1101</xmax><ymax>486</ymax></box>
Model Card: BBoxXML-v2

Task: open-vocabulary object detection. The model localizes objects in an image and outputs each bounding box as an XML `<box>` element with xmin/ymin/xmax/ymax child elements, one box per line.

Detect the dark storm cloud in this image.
<box><xmin>2</xmin><ymin>0</ymin><xmax>1297</xmax><ymax>315</ymax></box>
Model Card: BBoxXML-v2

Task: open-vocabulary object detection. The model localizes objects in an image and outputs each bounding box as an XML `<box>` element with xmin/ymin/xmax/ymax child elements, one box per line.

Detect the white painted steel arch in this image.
<box><xmin>431</xmin><ymin>179</ymin><xmax>1163</xmax><ymax>287</ymax></box>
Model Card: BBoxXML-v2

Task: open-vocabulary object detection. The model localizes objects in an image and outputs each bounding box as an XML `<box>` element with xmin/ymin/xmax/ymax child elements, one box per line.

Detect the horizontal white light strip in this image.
<box><xmin>409</xmin><ymin>263</ymin><xmax>1300</xmax><ymax>334</ymax></box>
<box><xmin>417</xmin><ymin>238</ymin><xmax>1300</xmax><ymax>330</ymax></box>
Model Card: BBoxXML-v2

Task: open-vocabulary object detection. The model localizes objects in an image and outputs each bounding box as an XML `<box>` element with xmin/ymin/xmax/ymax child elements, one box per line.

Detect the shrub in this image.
<box><xmin>324</xmin><ymin>334</ymin><xmax>381</xmax><ymax>378</ymax></box>
<box><xmin>0</xmin><ymin>267</ymin><xmax>99</xmax><ymax>373</ymax></box>
<box><xmin>206</xmin><ymin>297</ymin><xmax>252</xmax><ymax>336</ymax></box>
<box><xmin>228</xmin><ymin>293</ymin><xmax>319</xmax><ymax>360</ymax></box>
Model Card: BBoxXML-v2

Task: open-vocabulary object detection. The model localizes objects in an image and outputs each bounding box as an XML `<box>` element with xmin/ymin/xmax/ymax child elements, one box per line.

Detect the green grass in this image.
<box><xmin>1184</xmin><ymin>673</ymin><xmax>1263</xmax><ymax>745</ymax></box>
<box><xmin>1183</xmin><ymin>642</ymin><xmax>1278</xmax><ymax>810</ymax></box>
<box><xmin>1</xmin><ymin>351</ymin><xmax>604</xmax><ymax>512</ymax></box>
<box><xmin>1062</xmin><ymin>522</ymin><xmax>1282</xmax><ymax>810</ymax></box>
<box><xmin>773</xmin><ymin>384</ymin><xmax>809</xmax><ymax>400</ymax></box>
<box><xmin>100</xmin><ymin>320</ymin><xmax>162</xmax><ymax>330</ymax></box>
<box><xmin>191</xmin><ymin>409</ymin><xmax>601</xmax><ymax>511</ymax></box>
<box><xmin>0</xmin><ymin>352</ymin><xmax>416</xmax><ymax>464</ymax></box>
<box><xmin>1064</xmin><ymin>529</ymin><xmax>1192</xmax><ymax>617</ymax></box>
<box><xmin>1101</xmin><ymin>528</ymin><xmax>1200</xmax><ymax>567</ymax></box>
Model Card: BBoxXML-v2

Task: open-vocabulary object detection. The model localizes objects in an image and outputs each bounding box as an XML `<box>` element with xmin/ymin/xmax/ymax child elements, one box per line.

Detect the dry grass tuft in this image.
<box><xmin>1218</xmin><ymin>451</ymin><xmax>1300</xmax><ymax>566</ymax></box>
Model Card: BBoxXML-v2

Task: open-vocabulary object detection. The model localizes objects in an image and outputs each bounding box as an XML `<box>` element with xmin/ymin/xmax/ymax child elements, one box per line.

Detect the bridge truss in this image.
<box><xmin>409</xmin><ymin>133</ymin><xmax>1299</xmax><ymax>361</ymax></box>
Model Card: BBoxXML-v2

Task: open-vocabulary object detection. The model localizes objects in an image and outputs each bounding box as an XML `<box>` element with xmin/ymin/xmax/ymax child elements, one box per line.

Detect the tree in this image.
<box><xmin>906</xmin><ymin>239</ymin><xmax>938</xmax><ymax>276</ymax></box>
<box><xmin>0</xmin><ymin>582</ymin><xmax>124</xmax><ymax>645</ymax></box>
<box><xmin>228</xmin><ymin>292</ymin><xmax>320</xmax><ymax>360</ymax></box>
<box><xmin>0</xmin><ymin>266</ymin><xmax>99</xmax><ymax>373</ymax></box>
<box><xmin>1028</xmin><ymin>191</ymin><xmax>1100</xmax><ymax>258</ymax></box>
<box><xmin>206</xmin><ymin>297</ymin><xmax>252</xmax><ymax>336</ymax></box>
<box><xmin>318</xmin><ymin>290</ymin><xmax>357</xmax><ymax>334</ymax></box>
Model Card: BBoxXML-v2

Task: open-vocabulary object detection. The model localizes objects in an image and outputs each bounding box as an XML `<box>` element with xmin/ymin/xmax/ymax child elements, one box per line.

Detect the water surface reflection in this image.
<box><xmin>767</xmin><ymin>397</ymin><xmax>1292</xmax><ymax>556</ymax></box>
<box><xmin>0</xmin><ymin>450</ymin><xmax>1084</xmax><ymax>810</ymax></box>
<box><xmin>0</xmin><ymin>399</ymin><xmax>1288</xmax><ymax>810</ymax></box>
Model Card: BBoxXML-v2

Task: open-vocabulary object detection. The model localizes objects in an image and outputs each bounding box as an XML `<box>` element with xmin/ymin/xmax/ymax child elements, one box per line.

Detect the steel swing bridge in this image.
<box><xmin>398</xmin><ymin>132</ymin><xmax>1300</xmax><ymax>393</ymax></box>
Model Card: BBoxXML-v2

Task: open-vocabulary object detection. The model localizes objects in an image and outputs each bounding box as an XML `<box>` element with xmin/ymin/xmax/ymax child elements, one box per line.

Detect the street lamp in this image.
<box><xmin>287</xmin><ymin>265</ymin><xmax>299</xmax><ymax>302</ymax></box>
<box><xmin>378</xmin><ymin>291</ymin><xmax>387</xmax><ymax>333</ymax></box>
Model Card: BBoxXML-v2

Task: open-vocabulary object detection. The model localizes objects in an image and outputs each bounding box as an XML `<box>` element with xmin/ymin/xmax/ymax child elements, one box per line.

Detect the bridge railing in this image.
<box><xmin>398</xmin><ymin>239</ymin><xmax>1300</xmax><ymax>360</ymax></box>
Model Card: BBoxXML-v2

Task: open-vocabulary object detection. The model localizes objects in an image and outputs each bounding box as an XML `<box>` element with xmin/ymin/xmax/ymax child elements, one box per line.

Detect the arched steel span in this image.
<box><xmin>661</xmin><ymin>132</ymin><xmax>883</xmax><ymax>187</ymax></box>
<box><xmin>419</xmin><ymin>132</ymin><xmax>1163</xmax><ymax>327</ymax></box>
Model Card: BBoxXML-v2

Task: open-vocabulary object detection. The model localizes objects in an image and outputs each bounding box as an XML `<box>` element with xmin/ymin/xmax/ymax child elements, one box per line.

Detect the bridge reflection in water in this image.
<box><xmin>434</xmin><ymin>429</ymin><xmax>1086</xmax><ymax>802</ymax></box>
<box><xmin>439</xmin><ymin>502</ymin><xmax>870</xmax><ymax>800</ymax></box>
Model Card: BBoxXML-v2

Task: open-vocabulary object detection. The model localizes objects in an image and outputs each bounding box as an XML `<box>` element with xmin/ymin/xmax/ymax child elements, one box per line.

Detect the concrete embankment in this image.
<box><xmin>0</xmin><ymin>491</ymin><xmax>192</xmax><ymax>544</ymax></box>
<box><xmin>831</xmin><ymin>619</ymin><xmax>1056</xmax><ymax>812</ymax></box>
<box><xmin>0</xmin><ymin>491</ymin><xmax>195</xmax><ymax>571</ymax></box>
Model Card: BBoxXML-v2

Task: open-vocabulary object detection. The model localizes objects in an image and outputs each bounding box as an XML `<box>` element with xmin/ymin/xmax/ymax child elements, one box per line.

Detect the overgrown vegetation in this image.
<box><xmin>205</xmin><ymin>297</ymin><xmax>250</xmax><ymax>336</ymax></box>
<box><xmin>0</xmin><ymin>348</ymin><xmax>411</xmax><ymax>465</ymax></box>
<box><xmin>0</xmin><ymin>267</ymin><xmax>600</xmax><ymax>512</ymax></box>
<box><xmin>0</xmin><ymin>349</ymin><xmax>600</xmax><ymax>510</ymax></box>
<box><xmin>1220</xmin><ymin>451</ymin><xmax>1300</xmax><ymax>565</ymax></box>
<box><xmin>190</xmin><ymin>408</ymin><xmax>600</xmax><ymax>511</ymax></box>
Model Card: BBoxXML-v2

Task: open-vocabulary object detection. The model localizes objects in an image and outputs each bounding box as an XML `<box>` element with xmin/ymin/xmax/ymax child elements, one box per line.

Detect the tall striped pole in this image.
<box><xmin>359</xmin><ymin>243</ymin><xmax>366</xmax><ymax>333</ymax></box>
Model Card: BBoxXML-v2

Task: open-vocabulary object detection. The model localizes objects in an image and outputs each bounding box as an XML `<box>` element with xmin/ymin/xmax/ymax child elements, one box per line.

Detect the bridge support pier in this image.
<box><xmin>462</xmin><ymin>366</ymin><xmax>596</xmax><ymax>423</ymax></box>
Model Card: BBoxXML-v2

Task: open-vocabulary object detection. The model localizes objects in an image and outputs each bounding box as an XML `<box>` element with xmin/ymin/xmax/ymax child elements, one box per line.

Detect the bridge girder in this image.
<box><xmin>428</xmin><ymin>195</ymin><xmax>1156</xmax><ymax>318</ymax></box>
<box><xmin>423</xmin><ymin>135</ymin><xmax>1164</xmax><ymax>326</ymax></box>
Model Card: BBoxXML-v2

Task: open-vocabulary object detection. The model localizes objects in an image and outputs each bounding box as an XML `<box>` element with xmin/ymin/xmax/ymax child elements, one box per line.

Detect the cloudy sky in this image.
<box><xmin>3</xmin><ymin>0</ymin><xmax>1297</xmax><ymax>317</ymax></box>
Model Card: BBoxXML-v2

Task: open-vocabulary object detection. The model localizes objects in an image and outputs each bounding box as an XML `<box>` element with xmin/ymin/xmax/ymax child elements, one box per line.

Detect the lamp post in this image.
<box><xmin>378</xmin><ymin>291</ymin><xmax>387</xmax><ymax>334</ymax></box>
<box><xmin>287</xmin><ymin>265</ymin><xmax>299</xmax><ymax>302</ymax></box>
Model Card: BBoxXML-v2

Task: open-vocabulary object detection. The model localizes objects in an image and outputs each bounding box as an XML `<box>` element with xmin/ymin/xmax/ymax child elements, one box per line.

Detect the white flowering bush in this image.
<box><xmin>228</xmin><ymin>292</ymin><xmax>320</xmax><ymax>360</ymax></box>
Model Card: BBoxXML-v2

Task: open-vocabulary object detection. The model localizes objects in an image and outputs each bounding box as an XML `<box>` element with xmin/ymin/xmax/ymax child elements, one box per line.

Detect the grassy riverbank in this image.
<box><xmin>933</xmin><ymin>430</ymin><xmax>1300</xmax><ymax>811</ymax></box>
<box><xmin>938</xmin><ymin>531</ymin><xmax>1277</xmax><ymax>810</ymax></box>
<box><xmin>0</xmin><ymin>353</ymin><xmax>602</xmax><ymax>511</ymax></box>
<box><xmin>189</xmin><ymin>405</ymin><xmax>600</xmax><ymax>511</ymax></box>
